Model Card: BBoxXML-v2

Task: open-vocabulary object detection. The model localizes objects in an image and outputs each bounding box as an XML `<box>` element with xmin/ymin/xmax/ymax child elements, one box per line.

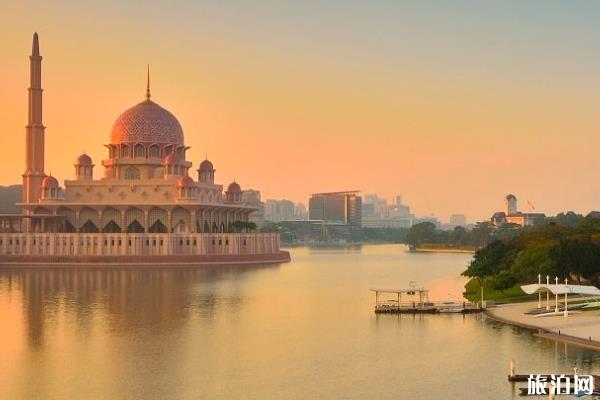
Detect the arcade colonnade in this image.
<box><xmin>28</xmin><ymin>205</ymin><xmax>253</xmax><ymax>234</ymax></box>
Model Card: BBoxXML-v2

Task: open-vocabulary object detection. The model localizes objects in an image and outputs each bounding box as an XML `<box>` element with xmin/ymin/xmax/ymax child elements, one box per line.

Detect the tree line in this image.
<box><xmin>462</xmin><ymin>212</ymin><xmax>600</xmax><ymax>290</ymax></box>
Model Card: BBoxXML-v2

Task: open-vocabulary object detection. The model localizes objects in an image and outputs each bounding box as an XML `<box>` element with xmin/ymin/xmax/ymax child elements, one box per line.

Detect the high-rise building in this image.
<box><xmin>242</xmin><ymin>189</ymin><xmax>264</xmax><ymax>227</ymax></box>
<box><xmin>449</xmin><ymin>214</ymin><xmax>467</xmax><ymax>227</ymax></box>
<box><xmin>308</xmin><ymin>191</ymin><xmax>362</xmax><ymax>228</ymax></box>
<box><xmin>294</xmin><ymin>202</ymin><xmax>308</xmax><ymax>220</ymax></box>
<box><xmin>264</xmin><ymin>199</ymin><xmax>296</xmax><ymax>222</ymax></box>
<box><xmin>361</xmin><ymin>194</ymin><xmax>413</xmax><ymax>228</ymax></box>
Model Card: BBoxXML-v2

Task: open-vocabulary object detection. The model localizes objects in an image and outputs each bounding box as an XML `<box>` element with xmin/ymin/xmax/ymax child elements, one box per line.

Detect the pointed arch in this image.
<box><xmin>104</xmin><ymin>221</ymin><xmax>121</xmax><ymax>233</ymax></box>
<box><xmin>56</xmin><ymin>207</ymin><xmax>76</xmax><ymax>233</ymax></box>
<box><xmin>125</xmin><ymin>207</ymin><xmax>144</xmax><ymax>232</ymax></box>
<box><xmin>172</xmin><ymin>207</ymin><xmax>190</xmax><ymax>233</ymax></box>
<box><xmin>149</xmin><ymin>207</ymin><xmax>168</xmax><ymax>233</ymax></box>
<box><xmin>102</xmin><ymin>207</ymin><xmax>121</xmax><ymax>233</ymax></box>
<box><xmin>79</xmin><ymin>207</ymin><xmax>100</xmax><ymax>232</ymax></box>
<box><xmin>127</xmin><ymin>220</ymin><xmax>144</xmax><ymax>233</ymax></box>
<box><xmin>80</xmin><ymin>220</ymin><xmax>99</xmax><ymax>233</ymax></box>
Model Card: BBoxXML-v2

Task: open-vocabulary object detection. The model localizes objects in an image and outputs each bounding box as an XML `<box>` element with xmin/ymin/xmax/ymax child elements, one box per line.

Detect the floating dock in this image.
<box><xmin>370</xmin><ymin>286</ymin><xmax>483</xmax><ymax>314</ymax></box>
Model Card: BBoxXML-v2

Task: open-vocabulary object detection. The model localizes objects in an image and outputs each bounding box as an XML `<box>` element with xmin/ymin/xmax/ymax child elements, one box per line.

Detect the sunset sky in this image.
<box><xmin>1</xmin><ymin>1</ymin><xmax>599</xmax><ymax>222</ymax></box>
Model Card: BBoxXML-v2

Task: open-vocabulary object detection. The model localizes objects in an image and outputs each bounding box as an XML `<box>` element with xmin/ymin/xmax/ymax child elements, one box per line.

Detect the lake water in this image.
<box><xmin>1</xmin><ymin>244</ymin><xmax>600</xmax><ymax>399</ymax></box>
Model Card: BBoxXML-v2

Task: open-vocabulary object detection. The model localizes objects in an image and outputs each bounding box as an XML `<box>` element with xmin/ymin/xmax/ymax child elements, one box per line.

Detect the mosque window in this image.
<box><xmin>134</xmin><ymin>144</ymin><xmax>145</xmax><ymax>158</ymax></box>
<box><xmin>122</xmin><ymin>145</ymin><xmax>131</xmax><ymax>157</ymax></box>
<box><xmin>149</xmin><ymin>145</ymin><xmax>159</xmax><ymax>158</ymax></box>
<box><xmin>124</xmin><ymin>167</ymin><xmax>140</xmax><ymax>180</ymax></box>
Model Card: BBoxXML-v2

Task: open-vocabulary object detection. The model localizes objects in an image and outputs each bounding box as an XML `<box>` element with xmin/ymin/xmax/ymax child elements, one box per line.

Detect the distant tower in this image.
<box><xmin>22</xmin><ymin>32</ymin><xmax>46</xmax><ymax>207</ymax></box>
<box><xmin>505</xmin><ymin>194</ymin><xmax>517</xmax><ymax>215</ymax></box>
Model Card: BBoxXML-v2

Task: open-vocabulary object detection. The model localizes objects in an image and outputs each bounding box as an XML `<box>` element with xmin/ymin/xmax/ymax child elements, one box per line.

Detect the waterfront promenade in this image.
<box><xmin>487</xmin><ymin>300</ymin><xmax>600</xmax><ymax>350</ymax></box>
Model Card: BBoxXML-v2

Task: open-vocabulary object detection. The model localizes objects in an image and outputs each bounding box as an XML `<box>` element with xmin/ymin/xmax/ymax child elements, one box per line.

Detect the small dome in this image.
<box><xmin>506</xmin><ymin>194</ymin><xmax>517</xmax><ymax>200</ymax></box>
<box><xmin>227</xmin><ymin>181</ymin><xmax>241</xmax><ymax>192</ymax></box>
<box><xmin>199</xmin><ymin>159</ymin><xmax>214</xmax><ymax>171</ymax></box>
<box><xmin>177</xmin><ymin>175</ymin><xmax>194</xmax><ymax>188</ymax></box>
<box><xmin>75</xmin><ymin>153</ymin><xmax>92</xmax><ymax>166</ymax></box>
<box><xmin>41</xmin><ymin>175</ymin><xmax>59</xmax><ymax>188</ymax></box>
<box><xmin>163</xmin><ymin>152</ymin><xmax>179</xmax><ymax>165</ymax></box>
<box><xmin>110</xmin><ymin>99</ymin><xmax>184</xmax><ymax>145</ymax></box>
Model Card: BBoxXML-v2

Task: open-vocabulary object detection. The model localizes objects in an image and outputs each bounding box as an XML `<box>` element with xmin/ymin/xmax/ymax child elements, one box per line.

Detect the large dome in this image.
<box><xmin>110</xmin><ymin>99</ymin><xmax>184</xmax><ymax>145</ymax></box>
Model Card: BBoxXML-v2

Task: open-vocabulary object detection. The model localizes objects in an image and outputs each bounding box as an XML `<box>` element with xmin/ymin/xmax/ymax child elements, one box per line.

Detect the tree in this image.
<box><xmin>406</xmin><ymin>222</ymin><xmax>437</xmax><ymax>250</ymax></box>
<box><xmin>510</xmin><ymin>240</ymin><xmax>558</xmax><ymax>282</ymax></box>
<box><xmin>463</xmin><ymin>240</ymin><xmax>515</xmax><ymax>280</ymax></box>
<box><xmin>470</xmin><ymin>222</ymin><xmax>494</xmax><ymax>248</ymax></box>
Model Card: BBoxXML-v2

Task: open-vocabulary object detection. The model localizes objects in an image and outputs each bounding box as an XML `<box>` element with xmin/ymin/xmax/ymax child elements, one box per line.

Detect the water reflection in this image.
<box><xmin>1</xmin><ymin>246</ymin><xmax>600</xmax><ymax>400</ymax></box>
<box><xmin>1</xmin><ymin>264</ymin><xmax>280</xmax><ymax>347</ymax></box>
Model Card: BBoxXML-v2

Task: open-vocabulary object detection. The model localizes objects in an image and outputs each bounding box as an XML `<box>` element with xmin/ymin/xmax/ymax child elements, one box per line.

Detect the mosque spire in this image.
<box><xmin>32</xmin><ymin>32</ymin><xmax>40</xmax><ymax>57</ymax></box>
<box><xmin>23</xmin><ymin>32</ymin><xmax>46</xmax><ymax>206</ymax></box>
<box><xmin>146</xmin><ymin>64</ymin><xmax>151</xmax><ymax>100</ymax></box>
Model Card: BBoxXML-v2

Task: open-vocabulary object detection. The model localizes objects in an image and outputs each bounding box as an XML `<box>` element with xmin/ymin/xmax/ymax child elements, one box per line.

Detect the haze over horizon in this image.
<box><xmin>1</xmin><ymin>1</ymin><xmax>598</xmax><ymax>222</ymax></box>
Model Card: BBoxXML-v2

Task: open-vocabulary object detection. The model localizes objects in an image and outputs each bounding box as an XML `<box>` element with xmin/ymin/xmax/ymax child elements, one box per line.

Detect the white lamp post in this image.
<box><xmin>564</xmin><ymin>277</ymin><xmax>568</xmax><ymax>318</ymax></box>
<box><xmin>538</xmin><ymin>274</ymin><xmax>541</xmax><ymax>309</ymax></box>
<box><xmin>546</xmin><ymin>275</ymin><xmax>550</xmax><ymax>310</ymax></box>
<box><xmin>554</xmin><ymin>276</ymin><xmax>559</xmax><ymax>313</ymax></box>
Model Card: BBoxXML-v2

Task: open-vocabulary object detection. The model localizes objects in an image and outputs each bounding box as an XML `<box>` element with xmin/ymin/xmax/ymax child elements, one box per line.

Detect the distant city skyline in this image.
<box><xmin>1</xmin><ymin>1</ymin><xmax>599</xmax><ymax>221</ymax></box>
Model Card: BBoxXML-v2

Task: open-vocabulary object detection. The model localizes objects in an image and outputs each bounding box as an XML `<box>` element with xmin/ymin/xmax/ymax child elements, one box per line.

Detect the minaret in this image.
<box><xmin>22</xmin><ymin>32</ymin><xmax>46</xmax><ymax>206</ymax></box>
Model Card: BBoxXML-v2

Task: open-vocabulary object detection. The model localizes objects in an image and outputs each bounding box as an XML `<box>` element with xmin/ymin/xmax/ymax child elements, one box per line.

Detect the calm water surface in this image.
<box><xmin>1</xmin><ymin>244</ymin><xmax>599</xmax><ymax>399</ymax></box>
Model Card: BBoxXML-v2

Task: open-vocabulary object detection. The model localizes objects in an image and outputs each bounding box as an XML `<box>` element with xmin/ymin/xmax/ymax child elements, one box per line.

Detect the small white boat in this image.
<box><xmin>438</xmin><ymin>302</ymin><xmax>465</xmax><ymax>313</ymax></box>
<box><xmin>581</xmin><ymin>302</ymin><xmax>600</xmax><ymax>309</ymax></box>
<box><xmin>533</xmin><ymin>310</ymin><xmax>581</xmax><ymax>318</ymax></box>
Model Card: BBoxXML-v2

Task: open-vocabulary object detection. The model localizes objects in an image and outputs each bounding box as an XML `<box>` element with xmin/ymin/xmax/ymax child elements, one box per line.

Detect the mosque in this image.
<box><xmin>0</xmin><ymin>33</ymin><xmax>289</xmax><ymax>265</ymax></box>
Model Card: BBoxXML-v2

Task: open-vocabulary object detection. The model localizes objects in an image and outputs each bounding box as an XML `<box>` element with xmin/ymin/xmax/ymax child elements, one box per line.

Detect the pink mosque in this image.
<box><xmin>0</xmin><ymin>33</ymin><xmax>289</xmax><ymax>265</ymax></box>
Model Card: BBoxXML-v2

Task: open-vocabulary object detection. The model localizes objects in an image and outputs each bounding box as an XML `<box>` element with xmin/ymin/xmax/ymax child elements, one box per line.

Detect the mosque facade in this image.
<box><xmin>0</xmin><ymin>33</ymin><xmax>289</xmax><ymax>265</ymax></box>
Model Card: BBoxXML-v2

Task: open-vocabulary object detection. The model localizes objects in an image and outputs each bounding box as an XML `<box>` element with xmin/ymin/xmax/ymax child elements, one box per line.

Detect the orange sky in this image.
<box><xmin>0</xmin><ymin>2</ymin><xmax>599</xmax><ymax>222</ymax></box>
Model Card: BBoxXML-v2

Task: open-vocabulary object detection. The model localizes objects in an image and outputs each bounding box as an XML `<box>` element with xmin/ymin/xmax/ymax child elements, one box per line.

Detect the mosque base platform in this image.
<box><xmin>0</xmin><ymin>251</ymin><xmax>291</xmax><ymax>267</ymax></box>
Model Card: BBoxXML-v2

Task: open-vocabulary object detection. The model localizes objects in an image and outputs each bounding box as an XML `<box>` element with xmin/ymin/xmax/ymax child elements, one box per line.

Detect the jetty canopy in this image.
<box><xmin>370</xmin><ymin>288</ymin><xmax>428</xmax><ymax>294</ymax></box>
<box><xmin>520</xmin><ymin>284</ymin><xmax>600</xmax><ymax>296</ymax></box>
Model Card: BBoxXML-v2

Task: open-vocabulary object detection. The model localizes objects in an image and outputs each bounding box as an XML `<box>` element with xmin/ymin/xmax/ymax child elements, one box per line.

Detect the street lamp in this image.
<box><xmin>564</xmin><ymin>277</ymin><xmax>569</xmax><ymax>318</ymax></box>
<box><xmin>554</xmin><ymin>276</ymin><xmax>559</xmax><ymax>313</ymax></box>
<box><xmin>538</xmin><ymin>274</ymin><xmax>541</xmax><ymax>309</ymax></box>
<box><xmin>546</xmin><ymin>275</ymin><xmax>550</xmax><ymax>310</ymax></box>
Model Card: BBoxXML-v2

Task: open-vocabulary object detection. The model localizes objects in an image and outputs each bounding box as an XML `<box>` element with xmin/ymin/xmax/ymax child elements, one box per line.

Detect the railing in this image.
<box><xmin>0</xmin><ymin>232</ymin><xmax>281</xmax><ymax>257</ymax></box>
<box><xmin>375</xmin><ymin>300</ymin><xmax>481</xmax><ymax>310</ymax></box>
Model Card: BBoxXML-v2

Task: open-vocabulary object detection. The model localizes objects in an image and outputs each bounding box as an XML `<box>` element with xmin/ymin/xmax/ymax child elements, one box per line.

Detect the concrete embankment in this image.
<box><xmin>485</xmin><ymin>300</ymin><xmax>600</xmax><ymax>351</ymax></box>
<box><xmin>0</xmin><ymin>251</ymin><xmax>291</xmax><ymax>267</ymax></box>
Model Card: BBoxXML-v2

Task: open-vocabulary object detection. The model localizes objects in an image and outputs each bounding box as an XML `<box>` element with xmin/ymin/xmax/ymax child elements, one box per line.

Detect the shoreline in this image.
<box><xmin>485</xmin><ymin>300</ymin><xmax>600</xmax><ymax>351</ymax></box>
<box><xmin>0</xmin><ymin>251</ymin><xmax>291</xmax><ymax>268</ymax></box>
<box><xmin>411</xmin><ymin>247</ymin><xmax>476</xmax><ymax>254</ymax></box>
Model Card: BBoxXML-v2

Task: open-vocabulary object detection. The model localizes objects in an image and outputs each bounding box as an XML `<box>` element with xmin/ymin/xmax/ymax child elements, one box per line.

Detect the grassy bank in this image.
<box><xmin>463</xmin><ymin>279</ymin><xmax>531</xmax><ymax>303</ymax></box>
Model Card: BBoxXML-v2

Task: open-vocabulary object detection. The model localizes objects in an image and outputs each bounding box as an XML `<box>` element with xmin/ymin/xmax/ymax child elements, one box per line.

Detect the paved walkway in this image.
<box><xmin>486</xmin><ymin>299</ymin><xmax>600</xmax><ymax>350</ymax></box>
